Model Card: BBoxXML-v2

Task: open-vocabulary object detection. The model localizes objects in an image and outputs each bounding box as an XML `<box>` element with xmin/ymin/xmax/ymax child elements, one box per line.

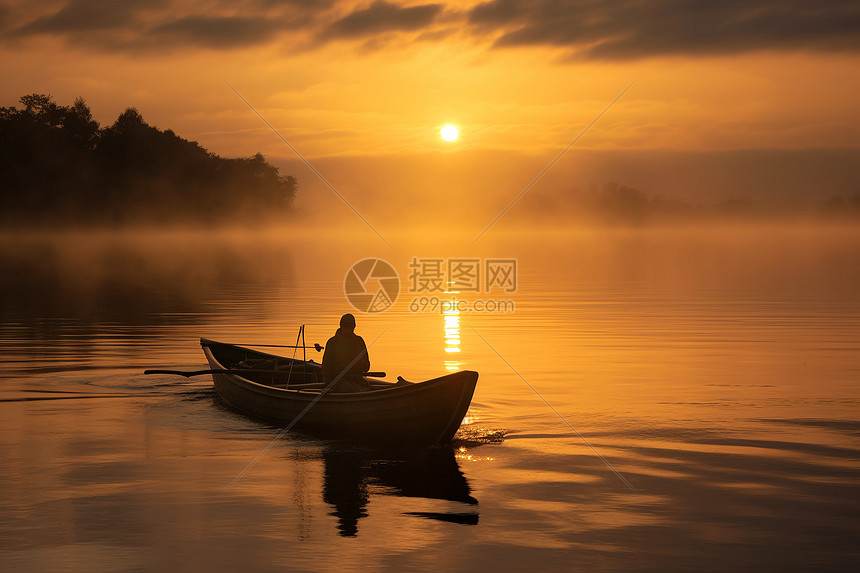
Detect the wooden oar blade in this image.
<box><xmin>144</xmin><ymin>369</ymin><xmax>203</xmax><ymax>377</ymax></box>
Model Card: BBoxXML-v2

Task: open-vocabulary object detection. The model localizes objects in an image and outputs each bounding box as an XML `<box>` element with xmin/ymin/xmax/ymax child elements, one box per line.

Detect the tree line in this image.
<box><xmin>0</xmin><ymin>94</ymin><xmax>296</xmax><ymax>226</ymax></box>
<box><xmin>527</xmin><ymin>182</ymin><xmax>860</xmax><ymax>225</ymax></box>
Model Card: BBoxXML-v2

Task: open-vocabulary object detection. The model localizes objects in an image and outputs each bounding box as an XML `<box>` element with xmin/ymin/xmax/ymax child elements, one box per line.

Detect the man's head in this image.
<box><xmin>340</xmin><ymin>313</ymin><xmax>356</xmax><ymax>334</ymax></box>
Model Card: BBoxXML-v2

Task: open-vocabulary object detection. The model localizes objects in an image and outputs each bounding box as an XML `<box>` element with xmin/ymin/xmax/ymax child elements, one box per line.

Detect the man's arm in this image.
<box><xmin>356</xmin><ymin>337</ymin><xmax>370</xmax><ymax>373</ymax></box>
<box><xmin>321</xmin><ymin>338</ymin><xmax>335</xmax><ymax>380</ymax></box>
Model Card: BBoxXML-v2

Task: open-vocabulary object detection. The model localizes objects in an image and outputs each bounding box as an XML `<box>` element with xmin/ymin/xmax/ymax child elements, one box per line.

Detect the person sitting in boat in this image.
<box><xmin>323</xmin><ymin>313</ymin><xmax>371</xmax><ymax>392</ymax></box>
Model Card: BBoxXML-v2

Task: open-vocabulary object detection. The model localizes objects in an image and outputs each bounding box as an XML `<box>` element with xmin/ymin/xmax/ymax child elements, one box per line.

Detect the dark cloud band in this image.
<box><xmin>15</xmin><ymin>0</ymin><xmax>166</xmax><ymax>33</ymax></box>
<box><xmin>4</xmin><ymin>0</ymin><xmax>860</xmax><ymax>57</ymax></box>
<box><xmin>151</xmin><ymin>16</ymin><xmax>282</xmax><ymax>49</ymax></box>
<box><xmin>322</xmin><ymin>1</ymin><xmax>443</xmax><ymax>40</ymax></box>
<box><xmin>469</xmin><ymin>0</ymin><xmax>860</xmax><ymax>59</ymax></box>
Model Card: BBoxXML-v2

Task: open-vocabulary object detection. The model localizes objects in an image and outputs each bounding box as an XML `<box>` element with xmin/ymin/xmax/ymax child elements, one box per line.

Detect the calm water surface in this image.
<box><xmin>1</xmin><ymin>226</ymin><xmax>858</xmax><ymax>572</ymax></box>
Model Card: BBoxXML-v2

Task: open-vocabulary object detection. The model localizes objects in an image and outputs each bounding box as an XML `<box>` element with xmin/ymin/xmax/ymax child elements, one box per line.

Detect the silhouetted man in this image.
<box><xmin>322</xmin><ymin>313</ymin><xmax>371</xmax><ymax>393</ymax></box>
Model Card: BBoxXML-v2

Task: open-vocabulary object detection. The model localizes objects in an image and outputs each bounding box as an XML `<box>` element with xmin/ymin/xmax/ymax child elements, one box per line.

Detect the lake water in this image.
<box><xmin>1</xmin><ymin>225</ymin><xmax>858</xmax><ymax>572</ymax></box>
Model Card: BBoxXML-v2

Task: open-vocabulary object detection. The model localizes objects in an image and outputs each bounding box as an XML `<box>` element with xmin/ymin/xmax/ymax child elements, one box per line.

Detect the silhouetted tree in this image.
<box><xmin>0</xmin><ymin>93</ymin><xmax>297</xmax><ymax>226</ymax></box>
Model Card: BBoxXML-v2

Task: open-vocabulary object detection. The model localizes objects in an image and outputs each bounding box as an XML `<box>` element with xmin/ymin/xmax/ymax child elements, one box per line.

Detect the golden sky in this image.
<box><xmin>2</xmin><ymin>1</ymin><xmax>859</xmax><ymax>223</ymax></box>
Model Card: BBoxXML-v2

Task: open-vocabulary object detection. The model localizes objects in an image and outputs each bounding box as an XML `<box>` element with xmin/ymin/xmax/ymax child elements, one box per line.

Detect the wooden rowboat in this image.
<box><xmin>201</xmin><ymin>338</ymin><xmax>478</xmax><ymax>445</ymax></box>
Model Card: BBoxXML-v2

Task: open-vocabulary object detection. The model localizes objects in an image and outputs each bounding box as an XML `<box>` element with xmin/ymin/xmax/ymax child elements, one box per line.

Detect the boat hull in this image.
<box><xmin>201</xmin><ymin>338</ymin><xmax>477</xmax><ymax>445</ymax></box>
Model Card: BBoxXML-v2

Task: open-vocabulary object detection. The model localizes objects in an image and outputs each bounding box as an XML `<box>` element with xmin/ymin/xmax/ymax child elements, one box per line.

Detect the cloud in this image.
<box><xmin>320</xmin><ymin>1</ymin><xmax>443</xmax><ymax>41</ymax></box>
<box><xmin>5</xmin><ymin>0</ymin><xmax>860</xmax><ymax>57</ymax></box>
<box><xmin>6</xmin><ymin>0</ymin><xmax>445</xmax><ymax>51</ymax></box>
<box><xmin>150</xmin><ymin>16</ymin><xmax>283</xmax><ymax>49</ymax></box>
<box><xmin>4</xmin><ymin>0</ymin><xmax>318</xmax><ymax>51</ymax></box>
<box><xmin>468</xmin><ymin>0</ymin><xmax>860</xmax><ymax>59</ymax></box>
<box><xmin>16</xmin><ymin>0</ymin><xmax>166</xmax><ymax>33</ymax></box>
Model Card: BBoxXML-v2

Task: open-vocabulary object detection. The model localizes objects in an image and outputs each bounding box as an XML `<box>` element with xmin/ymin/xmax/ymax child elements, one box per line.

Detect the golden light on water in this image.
<box><xmin>456</xmin><ymin>446</ymin><xmax>494</xmax><ymax>462</ymax></box>
<box><xmin>443</xmin><ymin>299</ymin><xmax>461</xmax><ymax>370</ymax></box>
<box><xmin>440</xmin><ymin>124</ymin><xmax>459</xmax><ymax>142</ymax></box>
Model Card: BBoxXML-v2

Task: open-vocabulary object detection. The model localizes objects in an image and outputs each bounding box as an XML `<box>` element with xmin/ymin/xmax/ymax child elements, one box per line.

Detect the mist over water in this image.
<box><xmin>1</xmin><ymin>224</ymin><xmax>858</xmax><ymax>571</ymax></box>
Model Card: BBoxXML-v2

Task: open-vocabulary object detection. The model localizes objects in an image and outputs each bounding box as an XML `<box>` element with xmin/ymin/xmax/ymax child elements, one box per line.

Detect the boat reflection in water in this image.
<box><xmin>321</xmin><ymin>445</ymin><xmax>479</xmax><ymax>536</ymax></box>
<box><xmin>317</xmin><ymin>295</ymin><xmax>477</xmax><ymax>536</ymax></box>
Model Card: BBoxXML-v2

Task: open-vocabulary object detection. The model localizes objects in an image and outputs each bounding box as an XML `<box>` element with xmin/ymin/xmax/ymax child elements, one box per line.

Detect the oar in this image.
<box><xmin>144</xmin><ymin>369</ymin><xmax>386</xmax><ymax>378</ymax></box>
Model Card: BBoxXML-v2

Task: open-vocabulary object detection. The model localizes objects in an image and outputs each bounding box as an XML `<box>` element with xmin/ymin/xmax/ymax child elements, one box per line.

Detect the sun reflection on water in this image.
<box><xmin>444</xmin><ymin>291</ymin><xmax>462</xmax><ymax>371</ymax></box>
<box><xmin>456</xmin><ymin>446</ymin><xmax>495</xmax><ymax>462</ymax></box>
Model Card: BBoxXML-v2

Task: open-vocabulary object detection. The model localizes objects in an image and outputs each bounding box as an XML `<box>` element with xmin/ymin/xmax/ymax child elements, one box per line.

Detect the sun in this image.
<box><xmin>440</xmin><ymin>124</ymin><xmax>459</xmax><ymax>142</ymax></box>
